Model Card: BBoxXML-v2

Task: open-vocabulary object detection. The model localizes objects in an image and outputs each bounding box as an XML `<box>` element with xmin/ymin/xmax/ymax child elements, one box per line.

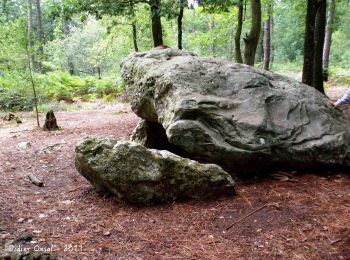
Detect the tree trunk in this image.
<box><xmin>2</xmin><ymin>0</ymin><xmax>8</xmax><ymax>20</ymax></box>
<box><xmin>302</xmin><ymin>0</ymin><xmax>318</xmax><ymax>86</ymax></box>
<box><xmin>68</xmin><ymin>60</ymin><xmax>74</xmax><ymax>75</ymax></box>
<box><xmin>313</xmin><ymin>0</ymin><xmax>327</xmax><ymax>93</ymax></box>
<box><xmin>27</xmin><ymin>0</ymin><xmax>35</xmax><ymax>69</ymax></box>
<box><xmin>263</xmin><ymin>5</ymin><xmax>272</xmax><ymax>70</ymax></box>
<box><xmin>270</xmin><ymin>14</ymin><xmax>274</xmax><ymax>66</ymax></box>
<box><xmin>62</xmin><ymin>0</ymin><xmax>70</xmax><ymax>37</ymax></box>
<box><xmin>63</xmin><ymin>19</ymin><xmax>70</xmax><ymax>37</ymax></box>
<box><xmin>177</xmin><ymin>0</ymin><xmax>185</xmax><ymax>50</ymax></box>
<box><xmin>43</xmin><ymin>110</ymin><xmax>59</xmax><ymax>131</ymax></box>
<box><xmin>322</xmin><ymin>0</ymin><xmax>335</xmax><ymax>81</ymax></box>
<box><xmin>35</xmin><ymin>0</ymin><xmax>44</xmax><ymax>72</ymax></box>
<box><xmin>150</xmin><ymin>0</ymin><xmax>163</xmax><ymax>47</ymax></box>
<box><xmin>132</xmin><ymin>22</ymin><xmax>139</xmax><ymax>51</ymax></box>
<box><xmin>97</xmin><ymin>67</ymin><xmax>101</xmax><ymax>79</ymax></box>
<box><xmin>26</xmin><ymin>47</ymin><xmax>40</xmax><ymax>127</ymax></box>
<box><xmin>243</xmin><ymin>0</ymin><xmax>261</xmax><ymax>66</ymax></box>
<box><xmin>256</xmin><ymin>25</ymin><xmax>264</xmax><ymax>63</ymax></box>
<box><xmin>235</xmin><ymin>0</ymin><xmax>244</xmax><ymax>63</ymax></box>
<box><xmin>129</xmin><ymin>0</ymin><xmax>139</xmax><ymax>52</ymax></box>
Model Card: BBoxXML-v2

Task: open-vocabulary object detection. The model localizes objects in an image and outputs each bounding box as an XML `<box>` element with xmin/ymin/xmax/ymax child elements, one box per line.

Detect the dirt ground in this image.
<box><xmin>0</xmin><ymin>89</ymin><xmax>349</xmax><ymax>259</ymax></box>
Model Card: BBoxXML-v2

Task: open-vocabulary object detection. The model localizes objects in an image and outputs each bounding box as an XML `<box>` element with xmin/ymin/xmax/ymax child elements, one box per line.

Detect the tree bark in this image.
<box><xmin>26</xmin><ymin>47</ymin><xmax>40</xmax><ymax>127</ymax></box>
<box><xmin>243</xmin><ymin>0</ymin><xmax>261</xmax><ymax>66</ymax></box>
<box><xmin>132</xmin><ymin>22</ymin><xmax>139</xmax><ymax>51</ymax></box>
<box><xmin>322</xmin><ymin>0</ymin><xmax>335</xmax><ymax>81</ymax></box>
<box><xmin>235</xmin><ymin>0</ymin><xmax>244</xmax><ymax>63</ymax></box>
<box><xmin>150</xmin><ymin>0</ymin><xmax>163</xmax><ymax>47</ymax></box>
<box><xmin>43</xmin><ymin>110</ymin><xmax>59</xmax><ymax>131</ymax></box>
<box><xmin>302</xmin><ymin>0</ymin><xmax>318</xmax><ymax>86</ymax></box>
<box><xmin>27</xmin><ymin>0</ymin><xmax>35</xmax><ymax>69</ymax></box>
<box><xmin>256</xmin><ymin>25</ymin><xmax>264</xmax><ymax>63</ymax></box>
<box><xmin>63</xmin><ymin>19</ymin><xmax>70</xmax><ymax>37</ymax></box>
<box><xmin>2</xmin><ymin>0</ymin><xmax>8</xmax><ymax>20</ymax></box>
<box><xmin>177</xmin><ymin>0</ymin><xmax>185</xmax><ymax>50</ymax></box>
<box><xmin>263</xmin><ymin>5</ymin><xmax>271</xmax><ymax>70</ymax></box>
<box><xmin>62</xmin><ymin>0</ymin><xmax>70</xmax><ymax>37</ymax></box>
<box><xmin>270</xmin><ymin>14</ymin><xmax>274</xmax><ymax>66</ymax></box>
<box><xmin>313</xmin><ymin>0</ymin><xmax>327</xmax><ymax>93</ymax></box>
<box><xmin>35</xmin><ymin>0</ymin><xmax>44</xmax><ymax>72</ymax></box>
<box><xmin>97</xmin><ymin>67</ymin><xmax>101</xmax><ymax>79</ymax></box>
<box><xmin>129</xmin><ymin>0</ymin><xmax>139</xmax><ymax>52</ymax></box>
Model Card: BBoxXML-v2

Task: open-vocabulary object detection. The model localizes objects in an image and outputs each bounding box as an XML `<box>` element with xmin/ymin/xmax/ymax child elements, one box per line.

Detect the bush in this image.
<box><xmin>0</xmin><ymin>71</ymin><xmax>39</xmax><ymax>111</ymax></box>
<box><xmin>0</xmin><ymin>71</ymin><xmax>124</xmax><ymax>111</ymax></box>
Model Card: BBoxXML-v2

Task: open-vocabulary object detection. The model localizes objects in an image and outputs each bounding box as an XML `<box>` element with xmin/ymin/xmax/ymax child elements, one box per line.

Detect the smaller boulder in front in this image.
<box><xmin>75</xmin><ymin>138</ymin><xmax>235</xmax><ymax>205</ymax></box>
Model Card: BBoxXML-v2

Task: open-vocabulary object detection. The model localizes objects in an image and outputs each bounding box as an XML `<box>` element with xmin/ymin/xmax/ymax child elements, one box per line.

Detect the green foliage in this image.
<box><xmin>0</xmin><ymin>17</ymin><xmax>28</xmax><ymax>71</ymax></box>
<box><xmin>330</xmin><ymin>7</ymin><xmax>350</xmax><ymax>69</ymax></box>
<box><xmin>0</xmin><ymin>72</ymin><xmax>36</xmax><ymax>111</ymax></box>
<box><xmin>0</xmin><ymin>71</ymin><xmax>123</xmax><ymax>111</ymax></box>
<box><xmin>1</xmin><ymin>0</ymin><xmax>350</xmax><ymax>113</ymax></box>
<box><xmin>272</xmin><ymin>1</ymin><xmax>305</xmax><ymax>62</ymax></box>
<box><xmin>271</xmin><ymin>61</ymin><xmax>303</xmax><ymax>73</ymax></box>
<box><xmin>39</xmin><ymin>71</ymin><xmax>123</xmax><ymax>100</ymax></box>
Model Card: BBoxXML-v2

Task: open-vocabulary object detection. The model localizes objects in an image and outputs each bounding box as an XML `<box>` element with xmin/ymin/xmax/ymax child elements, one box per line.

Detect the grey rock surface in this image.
<box><xmin>122</xmin><ymin>48</ymin><xmax>350</xmax><ymax>174</ymax></box>
<box><xmin>75</xmin><ymin>138</ymin><xmax>235</xmax><ymax>205</ymax></box>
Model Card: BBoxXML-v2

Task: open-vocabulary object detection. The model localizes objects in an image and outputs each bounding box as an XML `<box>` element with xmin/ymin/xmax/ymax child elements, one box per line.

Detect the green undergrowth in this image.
<box><xmin>0</xmin><ymin>71</ymin><xmax>124</xmax><ymax>112</ymax></box>
<box><xmin>328</xmin><ymin>67</ymin><xmax>350</xmax><ymax>87</ymax></box>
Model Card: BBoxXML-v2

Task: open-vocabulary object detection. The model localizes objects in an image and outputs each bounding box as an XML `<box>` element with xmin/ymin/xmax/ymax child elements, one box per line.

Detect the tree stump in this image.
<box><xmin>43</xmin><ymin>110</ymin><xmax>59</xmax><ymax>131</ymax></box>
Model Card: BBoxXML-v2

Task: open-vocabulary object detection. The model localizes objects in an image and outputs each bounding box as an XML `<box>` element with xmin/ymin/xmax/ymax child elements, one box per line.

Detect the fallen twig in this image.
<box><xmin>225</xmin><ymin>203</ymin><xmax>280</xmax><ymax>230</ymax></box>
<box><xmin>330</xmin><ymin>238</ymin><xmax>342</xmax><ymax>245</ymax></box>
<box><xmin>27</xmin><ymin>174</ymin><xmax>43</xmax><ymax>187</ymax></box>
<box><xmin>68</xmin><ymin>187</ymin><xmax>81</xmax><ymax>193</ymax></box>
<box><xmin>9</xmin><ymin>129</ymin><xmax>29</xmax><ymax>134</ymax></box>
<box><xmin>36</xmin><ymin>142</ymin><xmax>65</xmax><ymax>153</ymax></box>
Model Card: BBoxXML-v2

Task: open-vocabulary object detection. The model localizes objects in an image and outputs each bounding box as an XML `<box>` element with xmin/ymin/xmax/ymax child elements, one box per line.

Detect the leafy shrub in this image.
<box><xmin>0</xmin><ymin>71</ymin><xmax>124</xmax><ymax>111</ymax></box>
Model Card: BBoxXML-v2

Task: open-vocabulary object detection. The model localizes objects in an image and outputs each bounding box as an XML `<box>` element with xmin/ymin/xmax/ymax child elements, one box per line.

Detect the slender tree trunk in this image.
<box><xmin>62</xmin><ymin>0</ymin><xmax>70</xmax><ymax>37</ymax></box>
<box><xmin>150</xmin><ymin>0</ymin><xmax>163</xmax><ymax>47</ymax></box>
<box><xmin>263</xmin><ymin>4</ymin><xmax>272</xmax><ymax>70</ymax></box>
<box><xmin>97</xmin><ymin>67</ymin><xmax>101</xmax><ymax>79</ymax></box>
<box><xmin>129</xmin><ymin>0</ymin><xmax>139</xmax><ymax>52</ymax></box>
<box><xmin>302</xmin><ymin>0</ymin><xmax>318</xmax><ymax>86</ymax></box>
<box><xmin>63</xmin><ymin>20</ymin><xmax>70</xmax><ymax>36</ymax></box>
<box><xmin>68</xmin><ymin>60</ymin><xmax>74</xmax><ymax>75</ymax></box>
<box><xmin>26</xmin><ymin>48</ymin><xmax>40</xmax><ymax>127</ymax></box>
<box><xmin>243</xmin><ymin>0</ymin><xmax>261</xmax><ymax>66</ymax></box>
<box><xmin>132</xmin><ymin>22</ymin><xmax>139</xmax><ymax>51</ymax></box>
<box><xmin>27</xmin><ymin>0</ymin><xmax>35</xmax><ymax>69</ymax></box>
<box><xmin>256</xmin><ymin>25</ymin><xmax>264</xmax><ymax>63</ymax></box>
<box><xmin>177</xmin><ymin>0</ymin><xmax>185</xmax><ymax>50</ymax></box>
<box><xmin>36</xmin><ymin>0</ymin><xmax>44</xmax><ymax>72</ymax></box>
<box><xmin>313</xmin><ymin>0</ymin><xmax>327</xmax><ymax>93</ymax></box>
<box><xmin>2</xmin><ymin>0</ymin><xmax>8</xmax><ymax>20</ymax></box>
<box><xmin>244</xmin><ymin>0</ymin><xmax>247</xmax><ymax>20</ymax></box>
<box><xmin>235</xmin><ymin>0</ymin><xmax>244</xmax><ymax>63</ymax></box>
<box><xmin>270</xmin><ymin>14</ymin><xmax>274</xmax><ymax>67</ymax></box>
<box><xmin>323</xmin><ymin>0</ymin><xmax>335</xmax><ymax>81</ymax></box>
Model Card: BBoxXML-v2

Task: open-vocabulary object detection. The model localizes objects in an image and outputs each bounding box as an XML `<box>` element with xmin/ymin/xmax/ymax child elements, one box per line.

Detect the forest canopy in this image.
<box><xmin>0</xmin><ymin>0</ymin><xmax>350</xmax><ymax>111</ymax></box>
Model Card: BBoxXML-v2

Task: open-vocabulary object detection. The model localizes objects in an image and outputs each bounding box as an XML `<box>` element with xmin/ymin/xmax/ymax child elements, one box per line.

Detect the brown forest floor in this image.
<box><xmin>0</xmin><ymin>89</ymin><xmax>350</xmax><ymax>259</ymax></box>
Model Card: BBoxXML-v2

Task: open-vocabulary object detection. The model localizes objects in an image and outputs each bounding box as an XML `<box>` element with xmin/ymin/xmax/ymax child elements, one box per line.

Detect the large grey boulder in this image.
<box><xmin>122</xmin><ymin>48</ymin><xmax>350</xmax><ymax>175</ymax></box>
<box><xmin>75</xmin><ymin>138</ymin><xmax>235</xmax><ymax>205</ymax></box>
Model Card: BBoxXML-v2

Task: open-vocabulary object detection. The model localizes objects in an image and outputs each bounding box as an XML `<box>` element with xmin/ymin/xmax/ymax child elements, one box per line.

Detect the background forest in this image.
<box><xmin>0</xmin><ymin>0</ymin><xmax>349</xmax><ymax>112</ymax></box>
